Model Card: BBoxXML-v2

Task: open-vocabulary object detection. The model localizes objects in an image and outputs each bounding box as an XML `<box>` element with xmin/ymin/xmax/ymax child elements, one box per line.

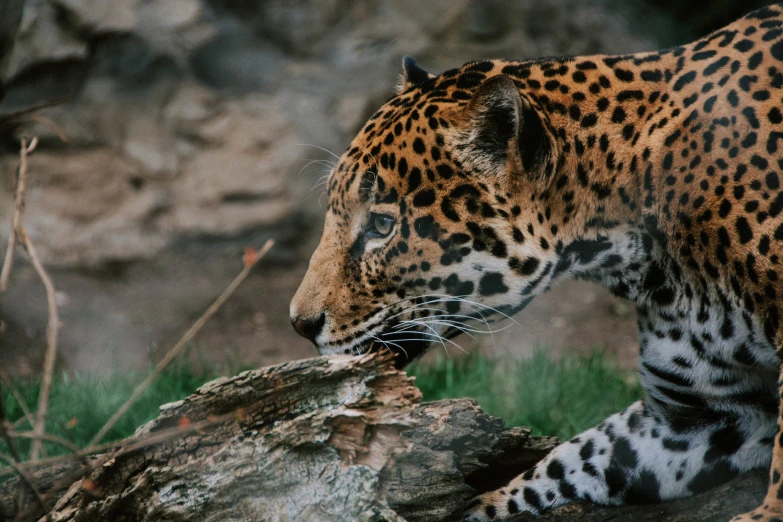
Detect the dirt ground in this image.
<box><xmin>0</xmin><ymin>232</ymin><xmax>640</xmax><ymax>377</ymax></box>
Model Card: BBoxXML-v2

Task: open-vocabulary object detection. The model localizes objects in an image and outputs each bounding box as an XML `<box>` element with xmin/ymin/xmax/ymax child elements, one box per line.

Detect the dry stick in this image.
<box><xmin>0</xmin><ymin>437</ymin><xmax>119</xmax><ymax>482</ymax></box>
<box><xmin>11</xmin><ymin>413</ymin><xmax>231</xmax><ymax>522</ymax></box>
<box><xmin>0</xmin><ymin>137</ymin><xmax>36</xmax><ymax>293</ymax></box>
<box><xmin>0</xmin><ymin>138</ymin><xmax>41</xmax><ymax>515</ymax></box>
<box><xmin>87</xmin><ymin>239</ymin><xmax>275</xmax><ymax>448</ymax></box>
<box><xmin>0</xmin><ymin>423</ymin><xmax>188</xmax><ymax>481</ymax></box>
<box><xmin>27</xmin><ymin>115</ymin><xmax>69</xmax><ymax>143</ymax></box>
<box><xmin>3</xmin><ymin>239</ymin><xmax>273</xmax><ymax>517</ymax></box>
<box><xmin>5</xmin><ymin>383</ymin><xmax>284</xmax><ymax>522</ymax></box>
<box><xmin>0</xmin><ymin>367</ymin><xmax>35</xmax><ymax>430</ymax></box>
<box><xmin>0</xmin><ymin>379</ymin><xmax>29</xmax><ymax>514</ymax></box>
<box><xmin>16</xmin><ymin>224</ymin><xmax>59</xmax><ymax>462</ymax></box>
<box><xmin>8</xmin><ymin>431</ymin><xmax>82</xmax><ymax>455</ymax></box>
<box><xmin>10</xmin><ymin>376</ymin><xmax>282</xmax><ymax>522</ymax></box>
<box><xmin>0</xmin><ymin>97</ymin><xmax>68</xmax><ymax>125</ymax></box>
<box><xmin>0</xmin><ymin>454</ymin><xmax>49</xmax><ymax>522</ymax></box>
<box><xmin>0</xmin><ymin>415</ymin><xmax>197</xmax><ymax>481</ymax></box>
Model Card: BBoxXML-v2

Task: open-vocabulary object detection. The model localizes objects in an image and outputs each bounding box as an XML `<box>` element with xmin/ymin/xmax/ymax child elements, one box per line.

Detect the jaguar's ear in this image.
<box><xmin>463</xmin><ymin>75</ymin><xmax>552</xmax><ymax>178</ymax></box>
<box><xmin>397</xmin><ymin>56</ymin><xmax>435</xmax><ymax>93</ymax></box>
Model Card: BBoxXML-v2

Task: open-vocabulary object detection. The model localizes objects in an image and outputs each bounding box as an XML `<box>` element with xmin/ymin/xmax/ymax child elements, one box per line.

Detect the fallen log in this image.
<box><xmin>0</xmin><ymin>353</ymin><xmax>768</xmax><ymax>521</ymax></box>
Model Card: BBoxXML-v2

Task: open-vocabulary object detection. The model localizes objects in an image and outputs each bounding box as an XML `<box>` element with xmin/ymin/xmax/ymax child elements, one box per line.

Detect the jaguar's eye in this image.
<box><xmin>367</xmin><ymin>213</ymin><xmax>394</xmax><ymax>238</ymax></box>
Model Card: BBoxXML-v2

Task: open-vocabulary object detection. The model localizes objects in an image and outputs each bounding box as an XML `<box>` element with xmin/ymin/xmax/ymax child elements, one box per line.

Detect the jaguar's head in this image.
<box><xmin>290</xmin><ymin>57</ymin><xmax>564</xmax><ymax>366</ymax></box>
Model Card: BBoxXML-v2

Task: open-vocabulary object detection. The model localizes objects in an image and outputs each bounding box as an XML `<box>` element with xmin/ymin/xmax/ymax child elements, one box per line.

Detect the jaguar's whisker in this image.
<box><xmin>295</xmin><ymin>143</ymin><xmax>341</xmax><ymax>160</ymax></box>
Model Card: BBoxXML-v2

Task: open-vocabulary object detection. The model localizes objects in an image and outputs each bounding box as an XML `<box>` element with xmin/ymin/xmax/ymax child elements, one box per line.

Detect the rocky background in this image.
<box><xmin>0</xmin><ymin>0</ymin><xmax>769</xmax><ymax>376</ymax></box>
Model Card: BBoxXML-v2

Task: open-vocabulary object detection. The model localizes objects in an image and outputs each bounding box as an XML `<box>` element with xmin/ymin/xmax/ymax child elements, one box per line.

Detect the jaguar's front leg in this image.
<box><xmin>730</xmin><ymin>365</ymin><xmax>783</xmax><ymax>522</ymax></box>
<box><xmin>464</xmin><ymin>400</ymin><xmax>768</xmax><ymax>521</ymax></box>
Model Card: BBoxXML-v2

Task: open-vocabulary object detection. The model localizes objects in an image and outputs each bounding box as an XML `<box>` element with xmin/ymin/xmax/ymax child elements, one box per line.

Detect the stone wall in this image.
<box><xmin>0</xmin><ymin>0</ymin><xmax>661</xmax><ymax>266</ymax></box>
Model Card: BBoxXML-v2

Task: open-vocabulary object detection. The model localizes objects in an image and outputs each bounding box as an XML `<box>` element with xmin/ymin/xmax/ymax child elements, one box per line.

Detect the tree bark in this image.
<box><xmin>0</xmin><ymin>353</ymin><xmax>768</xmax><ymax>521</ymax></box>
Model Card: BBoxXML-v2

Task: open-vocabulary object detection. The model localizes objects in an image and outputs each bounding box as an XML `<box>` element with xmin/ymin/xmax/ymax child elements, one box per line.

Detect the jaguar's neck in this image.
<box><xmin>503</xmin><ymin>49</ymin><xmax>685</xmax><ymax>243</ymax></box>
<box><xmin>496</xmin><ymin>49</ymin><xmax>704</xmax><ymax>298</ymax></box>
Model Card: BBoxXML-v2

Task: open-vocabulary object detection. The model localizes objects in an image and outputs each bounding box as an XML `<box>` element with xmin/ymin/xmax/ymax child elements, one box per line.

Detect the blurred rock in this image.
<box><xmin>190</xmin><ymin>27</ymin><xmax>289</xmax><ymax>93</ymax></box>
<box><xmin>165</xmin><ymin>82</ymin><xmax>217</xmax><ymax>124</ymax></box>
<box><xmin>209</xmin><ymin>0</ymin><xmax>350</xmax><ymax>55</ymax></box>
<box><xmin>463</xmin><ymin>0</ymin><xmax>509</xmax><ymax>41</ymax></box>
<box><xmin>394</xmin><ymin>0</ymin><xmax>470</xmax><ymax>36</ymax></box>
<box><xmin>1</xmin><ymin>0</ymin><xmax>42</xmax><ymax>80</ymax></box>
<box><xmin>258</xmin><ymin>0</ymin><xmax>347</xmax><ymax>54</ymax></box>
<box><xmin>139</xmin><ymin>0</ymin><xmax>201</xmax><ymax>30</ymax></box>
<box><xmin>0</xmin><ymin>0</ymin><xmax>664</xmax><ymax>268</ymax></box>
<box><xmin>123</xmin><ymin>113</ymin><xmax>179</xmax><ymax>175</ymax></box>
<box><xmin>52</xmin><ymin>0</ymin><xmax>143</xmax><ymax>32</ymax></box>
<box><xmin>168</xmin><ymin>97</ymin><xmax>297</xmax><ymax>235</ymax></box>
<box><xmin>334</xmin><ymin>94</ymin><xmax>372</xmax><ymax>136</ymax></box>
<box><xmin>10</xmin><ymin>149</ymin><xmax>169</xmax><ymax>266</ymax></box>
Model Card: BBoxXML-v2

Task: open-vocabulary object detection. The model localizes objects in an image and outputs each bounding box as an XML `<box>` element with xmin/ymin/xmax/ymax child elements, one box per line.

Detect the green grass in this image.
<box><xmin>409</xmin><ymin>350</ymin><xmax>643</xmax><ymax>441</ymax></box>
<box><xmin>2</xmin><ymin>363</ymin><xmax>224</xmax><ymax>458</ymax></box>
<box><xmin>0</xmin><ymin>350</ymin><xmax>641</xmax><ymax>461</ymax></box>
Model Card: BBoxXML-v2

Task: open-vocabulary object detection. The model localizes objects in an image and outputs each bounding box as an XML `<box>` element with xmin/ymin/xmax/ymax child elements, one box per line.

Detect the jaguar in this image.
<box><xmin>290</xmin><ymin>4</ymin><xmax>783</xmax><ymax>520</ymax></box>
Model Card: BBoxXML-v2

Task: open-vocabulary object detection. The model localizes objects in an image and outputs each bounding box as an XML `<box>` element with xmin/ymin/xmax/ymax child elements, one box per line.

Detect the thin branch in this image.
<box><xmin>0</xmin><ymin>97</ymin><xmax>68</xmax><ymax>125</ymax></box>
<box><xmin>0</xmin><ymin>357</ymin><xmax>273</xmax><ymax>481</ymax></box>
<box><xmin>0</xmin><ymin>137</ymin><xmax>36</xmax><ymax>293</ymax></box>
<box><xmin>8</xmin><ymin>402</ymin><xmax>257</xmax><ymax>521</ymax></box>
<box><xmin>11</xmin><ymin>416</ymin><xmax>30</xmax><ymax>431</ymax></box>
<box><xmin>17</xmin><ymin>226</ymin><xmax>60</xmax><ymax>460</ymax></box>
<box><xmin>0</xmin><ymin>453</ymin><xmax>50</xmax><ymax>521</ymax></box>
<box><xmin>0</xmin><ymin>439</ymin><xmax>114</xmax><ymax>482</ymax></box>
<box><xmin>27</xmin><ymin>114</ymin><xmax>69</xmax><ymax>143</ymax></box>
<box><xmin>0</xmin><ymin>434</ymin><xmax>131</xmax><ymax>481</ymax></box>
<box><xmin>0</xmin><ymin>367</ymin><xmax>35</xmax><ymax>431</ymax></box>
<box><xmin>0</xmin><ymin>138</ymin><xmax>42</xmax><ymax>515</ymax></box>
<box><xmin>0</xmin><ymin>379</ymin><xmax>28</xmax><ymax>514</ymax></box>
<box><xmin>87</xmin><ymin>239</ymin><xmax>275</xmax><ymax>448</ymax></box>
<box><xmin>7</xmin><ymin>431</ymin><xmax>82</xmax><ymax>455</ymax></box>
<box><xmin>17</xmin><ymin>225</ymin><xmax>60</xmax><ymax>462</ymax></box>
<box><xmin>0</xmin><ymin>239</ymin><xmax>277</xmax><ymax>482</ymax></box>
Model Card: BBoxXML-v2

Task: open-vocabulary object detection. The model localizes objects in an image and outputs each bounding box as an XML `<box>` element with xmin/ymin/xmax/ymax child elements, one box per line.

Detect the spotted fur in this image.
<box><xmin>291</xmin><ymin>5</ymin><xmax>783</xmax><ymax>521</ymax></box>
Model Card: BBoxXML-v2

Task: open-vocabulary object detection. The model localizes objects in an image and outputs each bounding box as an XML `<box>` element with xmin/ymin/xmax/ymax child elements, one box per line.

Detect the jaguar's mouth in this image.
<box><xmin>329</xmin><ymin>299</ymin><xmax>508</xmax><ymax>367</ymax></box>
<box><xmin>360</xmin><ymin>321</ymin><xmax>470</xmax><ymax>368</ymax></box>
<box><xmin>362</xmin><ymin>336</ymin><xmax>432</xmax><ymax>368</ymax></box>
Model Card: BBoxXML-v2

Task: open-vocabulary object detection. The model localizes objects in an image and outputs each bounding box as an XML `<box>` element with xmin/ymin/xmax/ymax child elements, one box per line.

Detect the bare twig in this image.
<box><xmin>0</xmin><ymin>138</ymin><xmax>45</xmax><ymax>514</ymax></box>
<box><xmin>0</xmin><ymin>137</ymin><xmax>36</xmax><ymax>293</ymax></box>
<box><xmin>27</xmin><ymin>114</ymin><xmax>69</xmax><ymax>143</ymax></box>
<box><xmin>9</xmin><ymin>401</ymin><xmax>256</xmax><ymax>521</ymax></box>
<box><xmin>0</xmin><ymin>395</ymin><xmax>243</xmax><ymax>481</ymax></box>
<box><xmin>0</xmin><ymin>135</ymin><xmax>274</xmax><ymax>516</ymax></box>
<box><xmin>17</xmin><ymin>225</ymin><xmax>60</xmax><ymax>462</ymax></box>
<box><xmin>0</xmin><ymin>438</ymin><xmax>117</xmax><ymax>482</ymax></box>
<box><xmin>1</xmin><ymin>137</ymin><xmax>62</xmax><ymax>463</ymax></box>
<box><xmin>0</xmin><ymin>367</ymin><xmax>35</xmax><ymax>430</ymax></box>
<box><xmin>87</xmin><ymin>239</ymin><xmax>275</xmax><ymax>448</ymax></box>
<box><xmin>11</xmin><ymin>416</ymin><xmax>31</xmax><ymax>431</ymax></box>
<box><xmin>0</xmin><ymin>379</ymin><xmax>29</xmax><ymax>514</ymax></box>
<box><xmin>0</xmin><ymin>97</ymin><xmax>68</xmax><ymax>125</ymax></box>
<box><xmin>0</xmin><ymin>239</ymin><xmax>276</xmax><ymax>481</ymax></box>
<box><xmin>0</xmin><ymin>453</ymin><xmax>50</xmax><ymax>521</ymax></box>
<box><xmin>8</xmin><ymin>431</ymin><xmax>81</xmax><ymax>455</ymax></box>
<box><xmin>0</xmin><ymin>431</ymin><xmax>145</xmax><ymax>481</ymax></box>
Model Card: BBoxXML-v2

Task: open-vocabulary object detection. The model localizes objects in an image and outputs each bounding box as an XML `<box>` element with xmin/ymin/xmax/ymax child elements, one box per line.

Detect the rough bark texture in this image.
<box><xmin>0</xmin><ymin>353</ymin><xmax>769</xmax><ymax>521</ymax></box>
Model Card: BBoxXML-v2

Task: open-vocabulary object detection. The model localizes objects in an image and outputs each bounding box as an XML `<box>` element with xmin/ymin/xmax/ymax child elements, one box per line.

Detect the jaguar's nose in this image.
<box><xmin>291</xmin><ymin>312</ymin><xmax>326</xmax><ymax>344</ymax></box>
